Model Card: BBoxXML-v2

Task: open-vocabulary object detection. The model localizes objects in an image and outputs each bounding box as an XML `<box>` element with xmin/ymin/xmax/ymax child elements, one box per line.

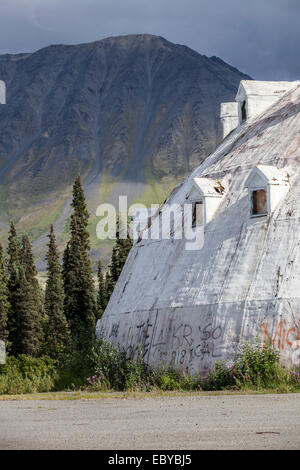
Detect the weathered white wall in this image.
<box><xmin>220</xmin><ymin>102</ymin><xmax>239</xmax><ymax>138</ymax></box>
<box><xmin>97</xmin><ymin>83</ymin><xmax>300</xmax><ymax>376</ymax></box>
<box><xmin>236</xmin><ymin>80</ymin><xmax>298</xmax><ymax>125</ymax></box>
<box><xmin>0</xmin><ymin>81</ymin><xmax>6</xmax><ymax>105</ymax></box>
<box><xmin>220</xmin><ymin>80</ymin><xmax>299</xmax><ymax>139</ymax></box>
<box><xmin>246</xmin><ymin>166</ymin><xmax>290</xmax><ymax>216</ymax></box>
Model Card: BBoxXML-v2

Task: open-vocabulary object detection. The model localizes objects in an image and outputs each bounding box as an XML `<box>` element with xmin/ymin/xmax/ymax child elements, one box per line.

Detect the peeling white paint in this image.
<box><xmin>220</xmin><ymin>80</ymin><xmax>299</xmax><ymax>139</ymax></box>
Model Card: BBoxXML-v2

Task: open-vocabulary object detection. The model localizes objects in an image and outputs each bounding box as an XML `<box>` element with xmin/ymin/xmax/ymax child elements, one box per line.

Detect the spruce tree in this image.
<box><xmin>16</xmin><ymin>235</ymin><xmax>44</xmax><ymax>356</ymax></box>
<box><xmin>63</xmin><ymin>178</ymin><xmax>96</xmax><ymax>350</ymax></box>
<box><xmin>97</xmin><ymin>259</ymin><xmax>106</xmax><ymax>318</ymax></box>
<box><xmin>7</xmin><ymin>226</ymin><xmax>43</xmax><ymax>356</ymax></box>
<box><xmin>44</xmin><ymin>225</ymin><xmax>70</xmax><ymax>361</ymax></box>
<box><xmin>113</xmin><ymin>216</ymin><xmax>132</xmax><ymax>281</ymax></box>
<box><xmin>71</xmin><ymin>176</ymin><xmax>90</xmax><ymax>251</ymax></box>
<box><xmin>0</xmin><ymin>243</ymin><xmax>9</xmax><ymax>343</ymax></box>
<box><xmin>7</xmin><ymin>222</ymin><xmax>22</xmax><ymax>354</ymax></box>
<box><xmin>104</xmin><ymin>269</ymin><xmax>114</xmax><ymax>308</ymax></box>
<box><xmin>104</xmin><ymin>216</ymin><xmax>133</xmax><ymax>306</ymax></box>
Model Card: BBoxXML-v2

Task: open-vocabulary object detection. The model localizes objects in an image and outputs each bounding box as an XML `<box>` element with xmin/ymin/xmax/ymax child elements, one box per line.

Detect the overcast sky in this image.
<box><xmin>0</xmin><ymin>0</ymin><xmax>299</xmax><ymax>80</ymax></box>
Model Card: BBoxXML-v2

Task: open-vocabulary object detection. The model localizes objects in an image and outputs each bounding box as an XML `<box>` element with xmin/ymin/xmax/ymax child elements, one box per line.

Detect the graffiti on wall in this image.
<box><xmin>108</xmin><ymin>317</ymin><xmax>224</xmax><ymax>368</ymax></box>
<box><xmin>262</xmin><ymin>318</ymin><xmax>300</xmax><ymax>351</ymax></box>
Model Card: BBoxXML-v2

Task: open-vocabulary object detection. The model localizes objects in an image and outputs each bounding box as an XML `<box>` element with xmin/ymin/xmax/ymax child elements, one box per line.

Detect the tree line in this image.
<box><xmin>0</xmin><ymin>177</ymin><xmax>132</xmax><ymax>361</ymax></box>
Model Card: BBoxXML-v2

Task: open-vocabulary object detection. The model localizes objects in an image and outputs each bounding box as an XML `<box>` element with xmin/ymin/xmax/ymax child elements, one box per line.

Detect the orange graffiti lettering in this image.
<box><xmin>262</xmin><ymin>318</ymin><xmax>300</xmax><ymax>351</ymax></box>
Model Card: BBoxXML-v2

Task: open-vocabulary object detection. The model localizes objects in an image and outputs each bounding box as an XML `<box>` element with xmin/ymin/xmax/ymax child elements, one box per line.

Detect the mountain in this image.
<box><xmin>0</xmin><ymin>34</ymin><xmax>251</xmax><ymax>269</ymax></box>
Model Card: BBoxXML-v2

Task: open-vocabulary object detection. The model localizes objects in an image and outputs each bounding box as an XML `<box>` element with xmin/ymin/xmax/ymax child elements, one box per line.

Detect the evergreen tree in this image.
<box><xmin>104</xmin><ymin>269</ymin><xmax>114</xmax><ymax>308</ymax></box>
<box><xmin>7</xmin><ymin>228</ymin><xmax>43</xmax><ymax>356</ymax></box>
<box><xmin>71</xmin><ymin>176</ymin><xmax>90</xmax><ymax>251</ymax></box>
<box><xmin>104</xmin><ymin>216</ymin><xmax>133</xmax><ymax>308</ymax></box>
<box><xmin>15</xmin><ymin>235</ymin><xmax>44</xmax><ymax>356</ymax></box>
<box><xmin>112</xmin><ymin>215</ymin><xmax>133</xmax><ymax>281</ymax></box>
<box><xmin>0</xmin><ymin>243</ymin><xmax>9</xmax><ymax>343</ymax></box>
<box><xmin>7</xmin><ymin>222</ymin><xmax>22</xmax><ymax>353</ymax></box>
<box><xmin>63</xmin><ymin>178</ymin><xmax>96</xmax><ymax>349</ymax></box>
<box><xmin>44</xmin><ymin>225</ymin><xmax>70</xmax><ymax>361</ymax></box>
<box><xmin>97</xmin><ymin>259</ymin><xmax>106</xmax><ymax>318</ymax></box>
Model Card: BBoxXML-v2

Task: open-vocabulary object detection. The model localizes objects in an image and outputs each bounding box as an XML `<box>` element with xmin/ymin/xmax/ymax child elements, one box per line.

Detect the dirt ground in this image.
<box><xmin>0</xmin><ymin>392</ymin><xmax>299</xmax><ymax>450</ymax></box>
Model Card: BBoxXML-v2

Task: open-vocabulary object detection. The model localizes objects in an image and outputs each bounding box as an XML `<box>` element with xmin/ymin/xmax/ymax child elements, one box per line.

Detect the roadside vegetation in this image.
<box><xmin>0</xmin><ymin>339</ymin><xmax>299</xmax><ymax>395</ymax></box>
<box><xmin>0</xmin><ymin>177</ymin><xmax>299</xmax><ymax>396</ymax></box>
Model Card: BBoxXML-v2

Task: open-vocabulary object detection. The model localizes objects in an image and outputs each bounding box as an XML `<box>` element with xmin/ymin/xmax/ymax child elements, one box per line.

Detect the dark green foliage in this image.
<box><xmin>97</xmin><ymin>260</ymin><xmax>106</xmax><ymax>319</ymax></box>
<box><xmin>14</xmin><ymin>235</ymin><xmax>44</xmax><ymax>356</ymax></box>
<box><xmin>43</xmin><ymin>225</ymin><xmax>70</xmax><ymax>361</ymax></box>
<box><xmin>232</xmin><ymin>341</ymin><xmax>281</xmax><ymax>388</ymax></box>
<box><xmin>7</xmin><ymin>227</ymin><xmax>43</xmax><ymax>356</ymax></box>
<box><xmin>63</xmin><ymin>178</ymin><xmax>96</xmax><ymax>350</ymax></box>
<box><xmin>0</xmin><ymin>244</ymin><xmax>9</xmax><ymax>342</ymax></box>
<box><xmin>0</xmin><ymin>355</ymin><xmax>57</xmax><ymax>394</ymax></box>
<box><xmin>110</xmin><ymin>217</ymin><xmax>133</xmax><ymax>283</ymax></box>
<box><xmin>88</xmin><ymin>340</ymin><xmax>148</xmax><ymax>391</ymax></box>
<box><xmin>103</xmin><ymin>217</ymin><xmax>133</xmax><ymax>310</ymax></box>
<box><xmin>203</xmin><ymin>361</ymin><xmax>235</xmax><ymax>391</ymax></box>
<box><xmin>6</xmin><ymin>222</ymin><xmax>22</xmax><ymax>350</ymax></box>
<box><xmin>70</xmin><ymin>176</ymin><xmax>90</xmax><ymax>251</ymax></box>
<box><xmin>1</xmin><ymin>340</ymin><xmax>299</xmax><ymax>395</ymax></box>
<box><xmin>203</xmin><ymin>341</ymin><xmax>298</xmax><ymax>391</ymax></box>
<box><xmin>104</xmin><ymin>270</ymin><xmax>114</xmax><ymax>308</ymax></box>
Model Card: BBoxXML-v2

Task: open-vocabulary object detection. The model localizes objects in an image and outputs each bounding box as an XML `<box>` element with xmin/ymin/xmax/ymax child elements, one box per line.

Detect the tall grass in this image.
<box><xmin>205</xmin><ymin>341</ymin><xmax>300</xmax><ymax>392</ymax></box>
<box><xmin>0</xmin><ymin>355</ymin><xmax>57</xmax><ymax>394</ymax></box>
<box><xmin>0</xmin><ymin>340</ymin><xmax>299</xmax><ymax>395</ymax></box>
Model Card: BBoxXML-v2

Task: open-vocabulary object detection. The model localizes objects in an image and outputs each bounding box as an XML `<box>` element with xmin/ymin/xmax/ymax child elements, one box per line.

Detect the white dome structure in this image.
<box><xmin>97</xmin><ymin>81</ymin><xmax>300</xmax><ymax>376</ymax></box>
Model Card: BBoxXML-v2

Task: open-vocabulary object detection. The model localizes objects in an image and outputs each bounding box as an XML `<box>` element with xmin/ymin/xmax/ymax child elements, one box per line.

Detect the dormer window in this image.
<box><xmin>192</xmin><ymin>201</ymin><xmax>204</xmax><ymax>228</ymax></box>
<box><xmin>251</xmin><ymin>189</ymin><xmax>267</xmax><ymax>216</ymax></box>
<box><xmin>187</xmin><ymin>177</ymin><xmax>225</xmax><ymax>227</ymax></box>
<box><xmin>245</xmin><ymin>165</ymin><xmax>290</xmax><ymax>218</ymax></box>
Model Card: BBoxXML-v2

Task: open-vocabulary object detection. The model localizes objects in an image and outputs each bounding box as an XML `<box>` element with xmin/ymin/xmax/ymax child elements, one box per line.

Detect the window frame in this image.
<box><xmin>249</xmin><ymin>186</ymin><xmax>269</xmax><ymax>218</ymax></box>
<box><xmin>191</xmin><ymin>199</ymin><xmax>204</xmax><ymax>228</ymax></box>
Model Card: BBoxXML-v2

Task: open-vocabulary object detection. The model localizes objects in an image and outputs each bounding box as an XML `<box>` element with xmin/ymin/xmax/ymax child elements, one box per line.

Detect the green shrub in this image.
<box><xmin>83</xmin><ymin>341</ymin><xmax>202</xmax><ymax>392</ymax></box>
<box><xmin>203</xmin><ymin>361</ymin><xmax>236</xmax><ymax>391</ymax></box>
<box><xmin>202</xmin><ymin>341</ymin><xmax>300</xmax><ymax>392</ymax></box>
<box><xmin>1</xmin><ymin>340</ymin><xmax>299</xmax><ymax>395</ymax></box>
<box><xmin>0</xmin><ymin>355</ymin><xmax>57</xmax><ymax>394</ymax></box>
<box><xmin>151</xmin><ymin>367</ymin><xmax>201</xmax><ymax>391</ymax></box>
<box><xmin>86</xmin><ymin>340</ymin><xmax>149</xmax><ymax>391</ymax></box>
<box><xmin>233</xmin><ymin>341</ymin><xmax>281</xmax><ymax>389</ymax></box>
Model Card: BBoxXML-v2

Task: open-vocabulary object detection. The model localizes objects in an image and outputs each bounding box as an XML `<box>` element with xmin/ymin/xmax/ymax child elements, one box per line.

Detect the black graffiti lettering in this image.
<box><xmin>170</xmin><ymin>351</ymin><xmax>177</xmax><ymax>366</ymax></box>
<box><xmin>122</xmin><ymin>320</ymin><xmax>223</xmax><ymax>365</ymax></box>
<box><xmin>212</xmin><ymin>326</ymin><xmax>222</xmax><ymax>340</ymax></box>
<box><xmin>201</xmin><ymin>323</ymin><xmax>212</xmax><ymax>341</ymax></box>
<box><xmin>179</xmin><ymin>349</ymin><xmax>186</xmax><ymax>364</ymax></box>
<box><xmin>211</xmin><ymin>343</ymin><xmax>222</xmax><ymax>358</ymax></box>
<box><xmin>110</xmin><ymin>323</ymin><xmax>119</xmax><ymax>338</ymax></box>
<box><xmin>200</xmin><ymin>342</ymin><xmax>210</xmax><ymax>357</ymax></box>
<box><xmin>194</xmin><ymin>344</ymin><xmax>202</xmax><ymax>358</ymax></box>
<box><xmin>183</xmin><ymin>324</ymin><xmax>193</xmax><ymax>346</ymax></box>
<box><xmin>136</xmin><ymin>320</ymin><xmax>153</xmax><ymax>344</ymax></box>
<box><xmin>173</xmin><ymin>324</ymin><xmax>183</xmax><ymax>347</ymax></box>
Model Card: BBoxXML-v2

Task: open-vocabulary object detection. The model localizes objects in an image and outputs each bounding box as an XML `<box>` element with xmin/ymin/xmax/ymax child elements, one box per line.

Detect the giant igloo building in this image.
<box><xmin>97</xmin><ymin>80</ymin><xmax>300</xmax><ymax>376</ymax></box>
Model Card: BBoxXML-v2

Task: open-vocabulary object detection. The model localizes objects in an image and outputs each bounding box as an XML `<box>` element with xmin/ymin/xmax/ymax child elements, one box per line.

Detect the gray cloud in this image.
<box><xmin>0</xmin><ymin>0</ymin><xmax>299</xmax><ymax>80</ymax></box>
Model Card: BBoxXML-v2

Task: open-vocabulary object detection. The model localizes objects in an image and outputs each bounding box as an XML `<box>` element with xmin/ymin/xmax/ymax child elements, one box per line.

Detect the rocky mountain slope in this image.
<box><xmin>0</xmin><ymin>34</ymin><xmax>250</xmax><ymax>269</ymax></box>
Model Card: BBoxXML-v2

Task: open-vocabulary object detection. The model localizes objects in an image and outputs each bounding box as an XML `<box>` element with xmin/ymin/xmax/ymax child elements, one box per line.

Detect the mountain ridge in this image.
<box><xmin>0</xmin><ymin>34</ymin><xmax>251</xmax><ymax>269</ymax></box>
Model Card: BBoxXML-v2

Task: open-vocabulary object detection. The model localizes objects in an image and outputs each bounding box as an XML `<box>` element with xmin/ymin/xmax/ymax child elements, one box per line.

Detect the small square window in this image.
<box><xmin>192</xmin><ymin>201</ymin><xmax>204</xmax><ymax>227</ymax></box>
<box><xmin>251</xmin><ymin>189</ymin><xmax>267</xmax><ymax>216</ymax></box>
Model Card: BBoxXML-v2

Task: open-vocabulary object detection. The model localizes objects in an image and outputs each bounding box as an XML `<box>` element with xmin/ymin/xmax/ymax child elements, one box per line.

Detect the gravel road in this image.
<box><xmin>0</xmin><ymin>393</ymin><xmax>299</xmax><ymax>450</ymax></box>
